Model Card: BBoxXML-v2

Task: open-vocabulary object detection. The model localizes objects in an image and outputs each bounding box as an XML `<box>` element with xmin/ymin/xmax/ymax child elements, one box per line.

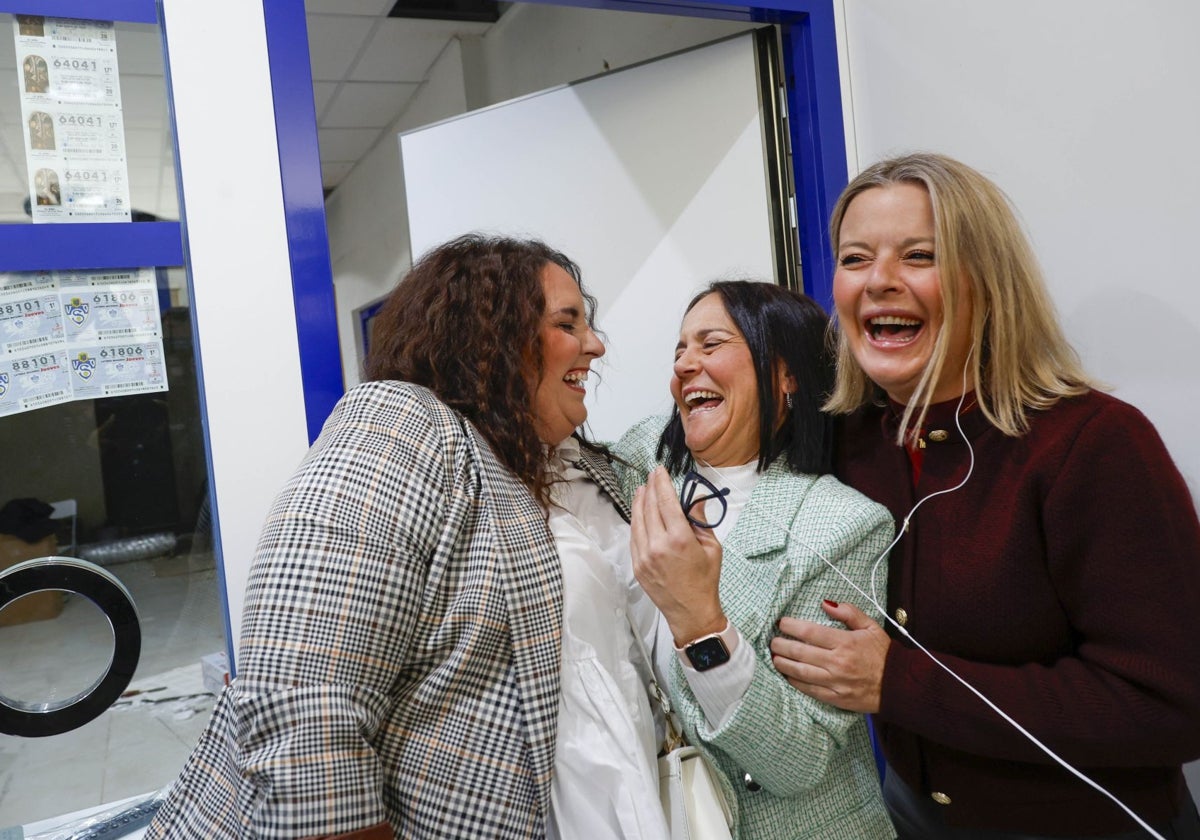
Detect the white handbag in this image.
<box><xmin>628</xmin><ymin>616</ymin><xmax>735</xmax><ymax>840</ymax></box>
<box><xmin>658</xmin><ymin>742</ymin><xmax>735</xmax><ymax>840</ymax></box>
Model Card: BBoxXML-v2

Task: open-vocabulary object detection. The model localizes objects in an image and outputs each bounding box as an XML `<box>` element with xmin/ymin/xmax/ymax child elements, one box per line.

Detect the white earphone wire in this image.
<box><xmin>696</xmin><ymin>352</ymin><xmax>1167</xmax><ymax>840</ymax></box>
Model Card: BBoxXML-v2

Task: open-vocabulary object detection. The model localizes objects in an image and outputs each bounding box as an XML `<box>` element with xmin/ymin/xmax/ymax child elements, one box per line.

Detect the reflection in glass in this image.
<box><xmin>0</xmin><ymin>590</ymin><xmax>114</xmax><ymax>708</ymax></box>
<box><xmin>0</xmin><ymin>16</ymin><xmax>179</xmax><ymax>224</ymax></box>
<box><xmin>0</xmin><ymin>268</ymin><xmax>222</xmax><ymax>825</ymax></box>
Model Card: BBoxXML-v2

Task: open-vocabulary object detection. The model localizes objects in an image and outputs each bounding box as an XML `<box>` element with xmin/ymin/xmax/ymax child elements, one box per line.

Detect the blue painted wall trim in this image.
<box><xmin>780</xmin><ymin>3</ymin><xmax>846</xmax><ymax>308</ymax></box>
<box><xmin>261</xmin><ymin>0</ymin><xmax>343</xmax><ymax>444</ymax></box>
<box><xmin>0</xmin><ymin>0</ymin><xmax>156</xmax><ymax>22</ymax></box>
<box><xmin>0</xmin><ymin>221</ymin><xmax>183</xmax><ymax>271</ymax></box>
<box><xmin>257</xmin><ymin>0</ymin><xmax>846</xmax><ymax>443</ymax></box>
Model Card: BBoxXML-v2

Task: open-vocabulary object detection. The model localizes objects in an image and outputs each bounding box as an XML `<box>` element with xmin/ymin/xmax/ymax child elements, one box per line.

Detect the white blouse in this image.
<box><xmin>545</xmin><ymin>437</ymin><xmax>670</xmax><ymax>840</ymax></box>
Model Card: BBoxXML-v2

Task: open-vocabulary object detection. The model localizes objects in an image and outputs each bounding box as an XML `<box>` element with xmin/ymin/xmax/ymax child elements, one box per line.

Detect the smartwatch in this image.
<box><xmin>678</xmin><ymin>621</ymin><xmax>736</xmax><ymax>672</ymax></box>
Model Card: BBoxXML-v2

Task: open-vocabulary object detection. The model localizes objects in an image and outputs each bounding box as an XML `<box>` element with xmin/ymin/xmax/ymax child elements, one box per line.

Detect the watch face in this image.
<box><xmin>685</xmin><ymin>636</ymin><xmax>730</xmax><ymax>671</ymax></box>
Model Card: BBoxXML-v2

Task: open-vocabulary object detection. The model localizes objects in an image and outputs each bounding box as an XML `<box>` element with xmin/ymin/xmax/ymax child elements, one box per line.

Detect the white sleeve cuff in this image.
<box><xmin>677</xmin><ymin>626</ymin><xmax>754</xmax><ymax>730</ymax></box>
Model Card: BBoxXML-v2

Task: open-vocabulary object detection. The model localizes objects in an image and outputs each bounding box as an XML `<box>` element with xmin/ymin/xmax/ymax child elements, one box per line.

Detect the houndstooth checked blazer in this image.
<box><xmin>148</xmin><ymin>382</ymin><xmax>625</xmax><ymax>839</ymax></box>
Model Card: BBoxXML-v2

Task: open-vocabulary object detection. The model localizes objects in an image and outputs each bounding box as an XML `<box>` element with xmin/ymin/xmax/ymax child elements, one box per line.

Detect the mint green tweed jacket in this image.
<box><xmin>615</xmin><ymin>416</ymin><xmax>896</xmax><ymax>840</ymax></box>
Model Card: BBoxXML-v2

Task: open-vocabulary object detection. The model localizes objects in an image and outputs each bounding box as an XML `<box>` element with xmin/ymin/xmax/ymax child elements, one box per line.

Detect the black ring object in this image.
<box><xmin>0</xmin><ymin>556</ymin><xmax>141</xmax><ymax>737</ymax></box>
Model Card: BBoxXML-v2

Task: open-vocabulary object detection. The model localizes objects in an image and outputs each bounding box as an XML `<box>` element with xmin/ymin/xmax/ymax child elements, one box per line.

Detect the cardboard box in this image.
<box><xmin>0</xmin><ymin>533</ymin><xmax>64</xmax><ymax>626</ymax></box>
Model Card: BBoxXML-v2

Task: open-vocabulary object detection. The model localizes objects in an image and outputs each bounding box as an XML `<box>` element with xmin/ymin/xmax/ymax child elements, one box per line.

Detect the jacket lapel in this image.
<box><xmin>570</xmin><ymin>437</ymin><xmax>632</xmax><ymax>523</ymax></box>
<box><xmin>464</xmin><ymin>423</ymin><xmax>563</xmax><ymax>822</ymax></box>
<box><xmin>718</xmin><ymin>464</ymin><xmax>819</xmax><ymax>641</ymax></box>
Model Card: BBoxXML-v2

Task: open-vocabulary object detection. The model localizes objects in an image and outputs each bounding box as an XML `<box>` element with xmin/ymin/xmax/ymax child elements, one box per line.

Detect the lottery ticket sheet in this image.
<box><xmin>12</xmin><ymin>14</ymin><xmax>132</xmax><ymax>222</ymax></box>
<box><xmin>0</xmin><ymin>269</ymin><xmax>167</xmax><ymax>416</ymax></box>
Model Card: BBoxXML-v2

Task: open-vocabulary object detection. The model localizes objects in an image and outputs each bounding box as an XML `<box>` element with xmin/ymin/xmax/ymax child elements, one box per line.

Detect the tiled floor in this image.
<box><xmin>0</xmin><ymin>552</ymin><xmax>225</xmax><ymax>830</ymax></box>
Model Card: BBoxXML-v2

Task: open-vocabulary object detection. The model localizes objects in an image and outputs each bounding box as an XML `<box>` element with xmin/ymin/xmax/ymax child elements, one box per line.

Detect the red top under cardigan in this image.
<box><xmin>836</xmin><ymin>390</ymin><xmax>1200</xmax><ymax>835</ymax></box>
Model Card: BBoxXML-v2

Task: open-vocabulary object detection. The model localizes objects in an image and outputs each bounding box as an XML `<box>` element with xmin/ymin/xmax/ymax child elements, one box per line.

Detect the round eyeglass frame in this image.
<box><xmin>679</xmin><ymin>470</ymin><xmax>730</xmax><ymax>529</ymax></box>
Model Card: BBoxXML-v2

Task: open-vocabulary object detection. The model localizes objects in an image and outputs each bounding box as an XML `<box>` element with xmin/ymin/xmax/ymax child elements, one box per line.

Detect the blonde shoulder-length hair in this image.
<box><xmin>824</xmin><ymin>152</ymin><xmax>1094</xmax><ymax>440</ymax></box>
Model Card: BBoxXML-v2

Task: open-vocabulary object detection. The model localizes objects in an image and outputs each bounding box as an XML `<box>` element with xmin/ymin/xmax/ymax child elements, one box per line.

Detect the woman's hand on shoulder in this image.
<box><xmin>631</xmin><ymin>466</ymin><xmax>726</xmax><ymax>644</ymax></box>
<box><xmin>770</xmin><ymin>600</ymin><xmax>890</xmax><ymax>714</ymax></box>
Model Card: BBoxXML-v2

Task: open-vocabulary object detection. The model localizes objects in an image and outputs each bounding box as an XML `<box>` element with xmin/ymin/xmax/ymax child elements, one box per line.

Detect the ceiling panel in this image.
<box><xmin>313</xmin><ymin>81</ymin><xmax>338</xmax><ymax>120</ymax></box>
<box><xmin>307</xmin><ymin>15</ymin><xmax>377</xmax><ymax>81</ymax></box>
<box><xmin>305</xmin><ymin>0</ymin><xmax>393</xmax><ymax>15</ymax></box>
<box><xmin>305</xmin><ymin>11</ymin><xmax>503</xmax><ymax>189</ymax></box>
<box><xmin>321</xmin><ymin>81</ymin><xmax>419</xmax><ymax>128</ymax></box>
<box><xmin>0</xmin><ymin>8</ymin><xmax>501</xmax><ymax>204</ymax></box>
<box><xmin>350</xmin><ymin>17</ymin><xmax>489</xmax><ymax>82</ymax></box>
<box><xmin>319</xmin><ymin>127</ymin><xmax>385</xmax><ymax>161</ymax></box>
<box><xmin>319</xmin><ymin>160</ymin><xmax>356</xmax><ymax>190</ymax></box>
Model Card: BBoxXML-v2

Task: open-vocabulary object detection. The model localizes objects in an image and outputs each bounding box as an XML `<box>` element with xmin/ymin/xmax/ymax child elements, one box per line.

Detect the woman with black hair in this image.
<box><xmin>614</xmin><ymin>280</ymin><xmax>896</xmax><ymax>840</ymax></box>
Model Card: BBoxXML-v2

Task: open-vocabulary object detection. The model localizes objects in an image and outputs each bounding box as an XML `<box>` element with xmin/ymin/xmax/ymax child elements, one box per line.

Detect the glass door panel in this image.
<box><xmin>0</xmin><ymin>7</ymin><xmax>221</xmax><ymax>829</ymax></box>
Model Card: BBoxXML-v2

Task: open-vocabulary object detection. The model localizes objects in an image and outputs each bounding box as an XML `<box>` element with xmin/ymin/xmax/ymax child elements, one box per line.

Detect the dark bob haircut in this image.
<box><xmin>364</xmin><ymin>233</ymin><xmax>596</xmax><ymax>505</ymax></box>
<box><xmin>657</xmin><ymin>280</ymin><xmax>834</xmax><ymax>477</ymax></box>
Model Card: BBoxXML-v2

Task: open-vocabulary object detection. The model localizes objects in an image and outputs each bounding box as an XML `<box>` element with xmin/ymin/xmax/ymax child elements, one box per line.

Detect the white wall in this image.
<box><xmin>162</xmin><ymin>0</ymin><xmax>311</xmax><ymax>648</ymax></box>
<box><xmin>325</xmin><ymin>5</ymin><xmax>753</xmax><ymax>387</ymax></box>
<box><xmin>471</xmin><ymin>3</ymin><xmax>743</xmax><ymax>106</ymax></box>
<box><xmin>401</xmin><ymin>33</ymin><xmax>776</xmax><ymax>441</ymax></box>
<box><xmin>838</xmin><ymin>0</ymin><xmax>1200</xmax><ymax>804</ymax></box>
<box><xmin>325</xmin><ymin>38</ymin><xmax>470</xmax><ymax>386</ymax></box>
<box><xmin>838</xmin><ymin>0</ymin><xmax>1200</xmax><ymax>496</ymax></box>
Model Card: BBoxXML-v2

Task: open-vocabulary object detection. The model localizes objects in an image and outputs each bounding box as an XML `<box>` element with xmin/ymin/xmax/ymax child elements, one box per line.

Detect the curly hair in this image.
<box><xmin>364</xmin><ymin>233</ymin><xmax>597</xmax><ymax>506</ymax></box>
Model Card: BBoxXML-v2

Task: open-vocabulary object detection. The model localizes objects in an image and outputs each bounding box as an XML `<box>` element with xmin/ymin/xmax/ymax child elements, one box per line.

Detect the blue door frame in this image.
<box><xmin>260</xmin><ymin>0</ymin><xmax>848</xmax><ymax>440</ymax></box>
<box><xmin>0</xmin><ymin>0</ymin><xmax>183</xmax><ymax>271</ymax></box>
<box><xmin>0</xmin><ymin>0</ymin><xmax>848</xmax><ymax>443</ymax></box>
<box><xmin>1</xmin><ymin>0</ymin><xmax>865</xmax><ymax>770</ymax></box>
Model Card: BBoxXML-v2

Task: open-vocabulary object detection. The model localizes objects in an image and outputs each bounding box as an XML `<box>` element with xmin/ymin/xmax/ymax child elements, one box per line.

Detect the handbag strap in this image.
<box><xmin>625</xmin><ymin>610</ymin><xmax>685</xmax><ymax>752</ymax></box>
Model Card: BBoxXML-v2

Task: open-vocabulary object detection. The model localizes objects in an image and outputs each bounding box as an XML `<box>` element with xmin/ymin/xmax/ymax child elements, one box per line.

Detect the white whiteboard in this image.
<box><xmin>400</xmin><ymin>32</ymin><xmax>777</xmax><ymax>442</ymax></box>
<box><xmin>839</xmin><ymin>0</ymin><xmax>1200</xmax><ymax>496</ymax></box>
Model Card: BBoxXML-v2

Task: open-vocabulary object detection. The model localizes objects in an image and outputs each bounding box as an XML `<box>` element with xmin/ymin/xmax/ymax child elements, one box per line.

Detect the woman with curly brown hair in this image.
<box><xmin>148</xmin><ymin>234</ymin><xmax>670</xmax><ymax>840</ymax></box>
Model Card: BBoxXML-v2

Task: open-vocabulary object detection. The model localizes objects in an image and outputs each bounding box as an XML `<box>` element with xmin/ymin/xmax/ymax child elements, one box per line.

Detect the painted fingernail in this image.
<box><xmin>823</xmin><ymin>599</ymin><xmax>839</xmax><ymax>608</ymax></box>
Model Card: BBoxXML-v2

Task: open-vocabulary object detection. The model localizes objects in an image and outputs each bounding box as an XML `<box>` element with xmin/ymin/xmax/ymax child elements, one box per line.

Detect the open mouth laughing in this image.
<box><xmin>866</xmin><ymin>314</ymin><xmax>923</xmax><ymax>344</ymax></box>
<box><xmin>563</xmin><ymin>370</ymin><xmax>589</xmax><ymax>392</ymax></box>
<box><xmin>683</xmin><ymin>389</ymin><xmax>723</xmax><ymax>413</ymax></box>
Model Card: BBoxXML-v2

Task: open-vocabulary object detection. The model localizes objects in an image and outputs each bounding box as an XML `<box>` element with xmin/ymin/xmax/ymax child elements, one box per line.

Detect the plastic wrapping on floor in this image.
<box><xmin>24</xmin><ymin>789</ymin><xmax>164</xmax><ymax>840</ymax></box>
<box><xmin>77</xmin><ymin>534</ymin><xmax>178</xmax><ymax>567</ymax></box>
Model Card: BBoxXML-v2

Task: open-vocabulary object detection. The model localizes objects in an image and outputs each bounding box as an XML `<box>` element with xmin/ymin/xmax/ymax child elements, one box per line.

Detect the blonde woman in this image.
<box><xmin>770</xmin><ymin>153</ymin><xmax>1200</xmax><ymax>839</ymax></box>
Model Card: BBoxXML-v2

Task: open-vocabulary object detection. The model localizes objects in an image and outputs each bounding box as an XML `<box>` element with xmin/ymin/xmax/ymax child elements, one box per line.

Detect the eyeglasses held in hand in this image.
<box><xmin>679</xmin><ymin>471</ymin><xmax>731</xmax><ymax>529</ymax></box>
